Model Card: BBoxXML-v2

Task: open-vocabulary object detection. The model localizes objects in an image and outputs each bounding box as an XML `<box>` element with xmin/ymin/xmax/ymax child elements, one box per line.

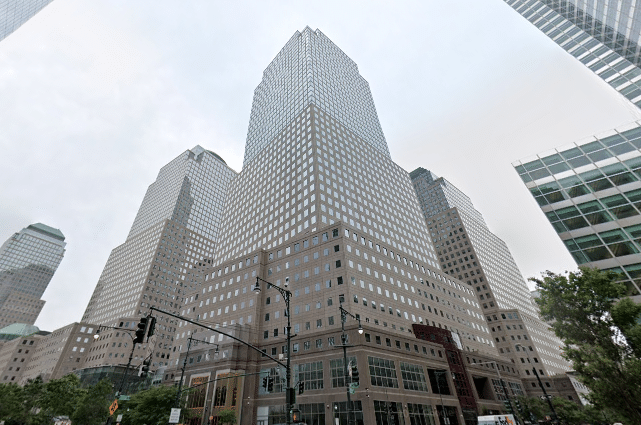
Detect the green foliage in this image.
<box><xmin>532</xmin><ymin>267</ymin><xmax>641</xmax><ymax>425</ymax></box>
<box><xmin>70</xmin><ymin>378</ymin><xmax>112</xmax><ymax>425</ymax></box>
<box><xmin>121</xmin><ymin>385</ymin><xmax>191</xmax><ymax>425</ymax></box>
<box><xmin>218</xmin><ymin>408</ymin><xmax>237</xmax><ymax>425</ymax></box>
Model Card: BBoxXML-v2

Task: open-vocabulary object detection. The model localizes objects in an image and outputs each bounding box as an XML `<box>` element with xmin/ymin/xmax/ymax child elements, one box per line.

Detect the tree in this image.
<box><xmin>71</xmin><ymin>378</ymin><xmax>112</xmax><ymax>425</ymax></box>
<box><xmin>39</xmin><ymin>374</ymin><xmax>85</xmax><ymax>420</ymax></box>
<box><xmin>218</xmin><ymin>409</ymin><xmax>237</xmax><ymax>425</ymax></box>
<box><xmin>121</xmin><ymin>385</ymin><xmax>192</xmax><ymax>425</ymax></box>
<box><xmin>532</xmin><ymin>267</ymin><xmax>641</xmax><ymax>425</ymax></box>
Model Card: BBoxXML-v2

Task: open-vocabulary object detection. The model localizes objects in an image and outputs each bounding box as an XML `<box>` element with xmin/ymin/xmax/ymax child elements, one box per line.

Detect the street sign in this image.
<box><xmin>116</xmin><ymin>415</ymin><xmax>123</xmax><ymax>422</ymax></box>
<box><xmin>118</xmin><ymin>395</ymin><xmax>130</xmax><ymax>401</ymax></box>
<box><xmin>109</xmin><ymin>399</ymin><xmax>118</xmax><ymax>415</ymax></box>
<box><xmin>169</xmin><ymin>408</ymin><xmax>181</xmax><ymax>424</ymax></box>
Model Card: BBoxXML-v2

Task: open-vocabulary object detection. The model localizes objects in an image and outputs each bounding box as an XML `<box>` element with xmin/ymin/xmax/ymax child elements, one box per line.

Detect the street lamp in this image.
<box><xmin>474</xmin><ymin>361</ymin><xmax>522</xmax><ymax>424</ymax></box>
<box><xmin>93</xmin><ymin>325</ymin><xmax>137</xmax><ymax>397</ymax></box>
<box><xmin>254</xmin><ymin>276</ymin><xmax>293</xmax><ymax>425</ymax></box>
<box><xmin>434</xmin><ymin>370</ymin><xmax>450</xmax><ymax>425</ymax></box>
<box><xmin>339</xmin><ymin>304</ymin><xmax>362</xmax><ymax>425</ymax></box>
<box><xmin>515</xmin><ymin>344</ymin><xmax>558</xmax><ymax>424</ymax></box>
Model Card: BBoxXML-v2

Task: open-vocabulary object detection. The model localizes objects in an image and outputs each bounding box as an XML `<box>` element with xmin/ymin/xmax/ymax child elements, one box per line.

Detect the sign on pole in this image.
<box><xmin>116</xmin><ymin>414</ymin><xmax>123</xmax><ymax>422</ymax></box>
<box><xmin>109</xmin><ymin>400</ymin><xmax>118</xmax><ymax>416</ymax></box>
<box><xmin>169</xmin><ymin>408</ymin><xmax>181</xmax><ymax>424</ymax></box>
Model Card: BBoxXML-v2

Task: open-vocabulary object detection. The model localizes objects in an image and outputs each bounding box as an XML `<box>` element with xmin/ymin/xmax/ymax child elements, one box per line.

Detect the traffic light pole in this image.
<box><xmin>516</xmin><ymin>345</ymin><xmax>558</xmax><ymax>425</ymax></box>
<box><xmin>339</xmin><ymin>305</ymin><xmax>362</xmax><ymax>425</ymax></box>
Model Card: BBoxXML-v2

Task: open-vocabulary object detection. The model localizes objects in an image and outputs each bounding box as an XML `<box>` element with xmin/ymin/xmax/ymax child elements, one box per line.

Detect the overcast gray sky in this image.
<box><xmin>2</xmin><ymin>0</ymin><xmax>640</xmax><ymax>332</ymax></box>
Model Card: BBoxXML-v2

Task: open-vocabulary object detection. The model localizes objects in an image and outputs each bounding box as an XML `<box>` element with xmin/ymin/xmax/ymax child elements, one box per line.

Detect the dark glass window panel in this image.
<box><xmin>544</xmin><ymin>192</ymin><xmax>565</xmax><ymax>203</ymax></box>
<box><xmin>519</xmin><ymin>173</ymin><xmax>533</xmax><ymax>183</ymax></box>
<box><xmin>578</xmin><ymin>200</ymin><xmax>604</xmax><ymax>214</ymax></box>
<box><xmin>552</xmin><ymin>221</ymin><xmax>568</xmax><ymax>233</ymax></box>
<box><xmin>580</xmin><ymin>169</ymin><xmax>605</xmax><ymax>182</ymax></box>
<box><xmin>571</xmin><ymin>251</ymin><xmax>590</xmax><ymax>264</ymax></box>
<box><xmin>608</xmin><ymin>242</ymin><xmax>639</xmax><ymax>257</ymax></box>
<box><xmin>545</xmin><ymin>211</ymin><xmax>560</xmax><ymax>221</ymax></box>
<box><xmin>535</xmin><ymin>196</ymin><xmax>549</xmax><ymax>206</ymax></box>
<box><xmin>583</xmin><ymin>246</ymin><xmax>613</xmax><ymax>262</ymax></box>
<box><xmin>602</xmin><ymin>163</ymin><xmax>627</xmax><ymax>176</ymax></box>
<box><xmin>625</xmin><ymin>156</ymin><xmax>641</xmax><ymax>171</ymax></box>
<box><xmin>608</xmin><ymin>142</ymin><xmax>635</xmax><ymax>156</ymax></box>
<box><xmin>563</xmin><ymin>216</ymin><xmax>589</xmax><ymax>230</ymax></box>
<box><xmin>541</xmin><ymin>153</ymin><xmax>563</xmax><ymax>165</ymax></box>
<box><xmin>558</xmin><ymin>175</ymin><xmax>582</xmax><ymax>188</ymax></box>
<box><xmin>624</xmin><ymin>189</ymin><xmax>641</xmax><ymax>202</ymax></box>
<box><xmin>599</xmin><ymin>68</ymin><xmax>617</xmax><ymax>80</ymax></box>
<box><xmin>556</xmin><ymin>206</ymin><xmax>581</xmax><ymax>220</ymax></box>
<box><xmin>548</xmin><ymin>162</ymin><xmax>570</xmax><ymax>174</ymax></box>
<box><xmin>523</xmin><ymin>159</ymin><xmax>545</xmax><ymax>171</ymax></box>
<box><xmin>622</xmin><ymin>87</ymin><xmax>641</xmax><ymax>100</ymax></box>
<box><xmin>529</xmin><ymin>187</ymin><xmax>542</xmax><ymax>197</ymax></box>
<box><xmin>563</xmin><ymin>239</ymin><xmax>579</xmax><ymax>251</ymax></box>
<box><xmin>600</xmin><ymin>134</ymin><xmax>625</xmax><ymax>147</ymax></box>
<box><xmin>602</xmin><ymin>194</ymin><xmax>628</xmax><ymax>208</ymax></box>
<box><xmin>566</xmin><ymin>184</ymin><xmax>589</xmax><ymax>198</ymax></box>
<box><xmin>625</xmin><ymin>263</ymin><xmax>641</xmax><ymax>278</ymax></box>
<box><xmin>624</xmin><ymin>224</ymin><xmax>641</xmax><ymax>238</ymax></box>
<box><xmin>514</xmin><ymin>165</ymin><xmax>526</xmax><ymax>175</ymax></box>
<box><xmin>530</xmin><ymin>168</ymin><xmax>551</xmax><ymax>180</ymax></box>
<box><xmin>611</xmin><ymin>205</ymin><xmax>639</xmax><ymax>219</ymax></box>
<box><xmin>587</xmin><ymin>178</ymin><xmax>613</xmax><ymax>192</ymax></box>
<box><xmin>621</xmin><ymin>127</ymin><xmax>641</xmax><ymax>140</ymax></box>
<box><xmin>599</xmin><ymin>229</ymin><xmax>628</xmax><ymax>244</ymax></box>
<box><xmin>580</xmin><ymin>141</ymin><xmax>605</xmax><ymax>153</ymax></box>
<box><xmin>575</xmin><ymin>235</ymin><xmax>602</xmax><ymax>249</ymax></box>
<box><xmin>538</xmin><ymin>181</ymin><xmax>560</xmax><ymax>194</ymax></box>
<box><xmin>560</xmin><ymin>147</ymin><xmax>583</xmax><ymax>159</ymax></box>
<box><xmin>588</xmin><ymin>149</ymin><xmax>613</xmax><ymax>162</ymax></box>
<box><xmin>568</xmin><ymin>156</ymin><xmax>591</xmax><ymax>168</ymax></box>
<box><xmin>630</xmin><ymin>138</ymin><xmax>641</xmax><ymax>149</ymax></box>
<box><xmin>609</xmin><ymin>172</ymin><xmax>638</xmax><ymax>186</ymax></box>
<box><xmin>585</xmin><ymin>211</ymin><xmax>613</xmax><ymax>225</ymax></box>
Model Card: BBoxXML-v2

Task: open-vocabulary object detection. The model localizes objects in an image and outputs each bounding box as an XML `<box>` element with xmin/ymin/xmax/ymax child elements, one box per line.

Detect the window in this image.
<box><xmin>368</xmin><ymin>357</ymin><xmax>399</xmax><ymax>388</ymax></box>
<box><xmin>400</xmin><ymin>362</ymin><xmax>429</xmax><ymax>392</ymax></box>
<box><xmin>296</xmin><ymin>361</ymin><xmax>324</xmax><ymax>390</ymax></box>
<box><xmin>330</xmin><ymin>357</ymin><xmax>356</xmax><ymax>387</ymax></box>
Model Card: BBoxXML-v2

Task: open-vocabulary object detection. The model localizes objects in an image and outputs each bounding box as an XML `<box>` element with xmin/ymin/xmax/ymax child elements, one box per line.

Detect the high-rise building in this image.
<box><xmin>81</xmin><ymin>146</ymin><xmax>236</xmax><ymax>367</ymax></box>
<box><xmin>0</xmin><ymin>0</ymin><xmax>55</xmax><ymax>42</ymax></box>
<box><xmin>504</xmin><ymin>0</ymin><xmax>641</xmax><ymax>109</ymax></box>
<box><xmin>167</xmin><ymin>28</ymin><xmax>513</xmax><ymax>425</ymax></box>
<box><xmin>410</xmin><ymin>168</ymin><xmax>570</xmax><ymax>377</ymax></box>
<box><xmin>0</xmin><ymin>223</ymin><xmax>66</xmax><ymax>329</ymax></box>
<box><xmin>513</xmin><ymin>120</ymin><xmax>641</xmax><ymax>303</ymax></box>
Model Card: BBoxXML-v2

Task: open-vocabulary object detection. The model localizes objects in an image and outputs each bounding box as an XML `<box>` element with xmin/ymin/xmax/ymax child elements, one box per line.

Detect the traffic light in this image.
<box><xmin>267</xmin><ymin>376</ymin><xmax>274</xmax><ymax>392</ymax></box>
<box><xmin>262</xmin><ymin>376</ymin><xmax>268</xmax><ymax>390</ymax></box>
<box><xmin>139</xmin><ymin>358</ymin><xmax>151</xmax><ymax>378</ymax></box>
<box><xmin>514</xmin><ymin>399</ymin><xmax>522</xmax><ymax>411</ymax></box>
<box><xmin>298</xmin><ymin>381</ymin><xmax>305</xmax><ymax>395</ymax></box>
<box><xmin>146</xmin><ymin>316</ymin><xmax>156</xmax><ymax>339</ymax></box>
<box><xmin>134</xmin><ymin>317</ymin><xmax>148</xmax><ymax>344</ymax></box>
<box><xmin>351</xmin><ymin>365</ymin><xmax>359</xmax><ymax>386</ymax></box>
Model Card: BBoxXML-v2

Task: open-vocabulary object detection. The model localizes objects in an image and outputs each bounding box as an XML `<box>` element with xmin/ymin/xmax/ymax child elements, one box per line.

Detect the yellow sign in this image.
<box><xmin>109</xmin><ymin>399</ymin><xmax>118</xmax><ymax>415</ymax></box>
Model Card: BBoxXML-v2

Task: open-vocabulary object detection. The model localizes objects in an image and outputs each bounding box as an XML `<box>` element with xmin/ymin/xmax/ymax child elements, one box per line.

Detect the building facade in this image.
<box><xmin>504</xmin><ymin>0</ymin><xmax>641</xmax><ymax>109</ymax></box>
<box><xmin>513</xmin><ymin>120</ymin><xmax>641</xmax><ymax>302</ymax></box>
<box><xmin>0</xmin><ymin>223</ymin><xmax>66</xmax><ymax>329</ymax></box>
<box><xmin>0</xmin><ymin>0</ymin><xmax>55</xmax><ymax>42</ymax></box>
<box><xmin>162</xmin><ymin>27</ymin><xmax>516</xmax><ymax>425</ymax></box>
<box><xmin>81</xmin><ymin>145</ymin><xmax>237</xmax><ymax>368</ymax></box>
<box><xmin>410</xmin><ymin>168</ymin><xmax>570</xmax><ymax>378</ymax></box>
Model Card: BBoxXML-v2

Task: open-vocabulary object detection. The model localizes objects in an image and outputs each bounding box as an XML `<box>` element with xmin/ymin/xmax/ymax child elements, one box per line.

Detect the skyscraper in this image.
<box><xmin>504</xmin><ymin>0</ymin><xmax>641</xmax><ymax>109</ymax></box>
<box><xmin>0</xmin><ymin>0</ymin><xmax>55</xmax><ymax>42</ymax></box>
<box><xmin>81</xmin><ymin>145</ymin><xmax>236</xmax><ymax>366</ymax></box>
<box><xmin>170</xmin><ymin>28</ymin><xmax>512</xmax><ymax>425</ymax></box>
<box><xmin>0</xmin><ymin>223</ymin><xmax>66</xmax><ymax>329</ymax></box>
<box><xmin>513</xmin><ymin>120</ymin><xmax>641</xmax><ymax>303</ymax></box>
<box><xmin>410</xmin><ymin>168</ymin><xmax>570</xmax><ymax>376</ymax></box>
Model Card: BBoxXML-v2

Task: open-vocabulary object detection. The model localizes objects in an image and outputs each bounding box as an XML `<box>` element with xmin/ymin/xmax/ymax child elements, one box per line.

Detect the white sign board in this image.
<box><xmin>116</xmin><ymin>415</ymin><xmax>123</xmax><ymax>422</ymax></box>
<box><xmin>169</xmin><ymin>408</ymin><xmax>181</xmax><ymax>424</ymax></box>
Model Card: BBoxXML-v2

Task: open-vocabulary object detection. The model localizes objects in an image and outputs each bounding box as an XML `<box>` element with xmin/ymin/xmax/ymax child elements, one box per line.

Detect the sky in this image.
<box><xmin>1</xmin><ymin>0</ymin><xmax>640</xmax><ymax>332</ymax></box>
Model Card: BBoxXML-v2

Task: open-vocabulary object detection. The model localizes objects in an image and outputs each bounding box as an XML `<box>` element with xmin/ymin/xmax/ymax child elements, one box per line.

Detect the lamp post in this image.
<box><xmin>94</xmin><ymin>325</ymin><xmax>137</xmax><ymax>397</ymax></box>
<box><xmin>515</xmin><ymin>344</ymin><xmax>558</xmax><ymax>424</ymax></box>
<box><xmin>173</xmin><ymin>335</ymin><xmax>219</xmax><ymax>420</ymax></box>
<box><xmin>253</xmin><ymin>276</ymin><xmax>293</xmax><ymax>425</ymax></box>
<box><xmin>339</xmin><ymin>304</ymin><xmax>363</xmax><ymax>425</ymax></box>
<box><xmin>434</xmin><ymin>370</ymin><xmax>449</xmax><ymax>425</ymax></box>
<box><xmin>474</xmin><ymin>361</ymin><xmax>522</xmax><ymax>424</ymax></box>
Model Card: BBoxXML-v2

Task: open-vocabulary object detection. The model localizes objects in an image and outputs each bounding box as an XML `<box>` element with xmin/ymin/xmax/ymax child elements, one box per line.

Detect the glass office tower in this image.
<box><xmin>0</xmin><ymin>223</ymin><xmax>66</xmax><ymax>328</ymax></box>
<box><xmin>504</xmin><ymin>0</ymin><xmax>641</xmax><ymax>109</ymax></box>
<box><xmin>0</xmin><ymin>0</ymin><xmax>55</xmax><ymax>42</ymax></box>
<box><xmin>513</xmin><ymin>120</ymin><xmax>641</xmax><ymax>301</ymax></box>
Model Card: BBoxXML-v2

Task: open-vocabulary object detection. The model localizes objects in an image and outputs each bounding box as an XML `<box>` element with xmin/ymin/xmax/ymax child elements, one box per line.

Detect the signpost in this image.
<box><xmin>169</xmin><ymin>408</ymin><xmax>181</xmax><ymax>424</ymax></box>
<box><xmin>109</xmin><ymin>400</ymin><xmax>118</xmax><ymax>416</ymax></box>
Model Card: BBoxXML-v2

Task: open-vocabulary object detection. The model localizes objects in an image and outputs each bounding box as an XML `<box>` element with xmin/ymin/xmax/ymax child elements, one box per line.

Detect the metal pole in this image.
<box><xmin>435</xmin><ymin>371</ymin><xmax>448</xmax><ymax>425</ymax></box>
<box><xmin>286</xmin><ymin>291</ymin><xmax>292</xmax><ymax>425</ymax></box>
<box><xmin>517</xmin><ymin>345</ymin><xmax>558</xmax><ymax>424</ymax></box>
<box><xmin>341</xmin><ymin>308</ymin><xmax>354</xmax><ymax>425</ymax></box>
<box><xmin>174</xmin><ymin>336</ymin><xmax>194</xmax><ymax>408</ymax></box>
<box><xmin>117</xmin><ymin>343</ymin><xmax>136</xmax><ymax>396</ymax></box>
